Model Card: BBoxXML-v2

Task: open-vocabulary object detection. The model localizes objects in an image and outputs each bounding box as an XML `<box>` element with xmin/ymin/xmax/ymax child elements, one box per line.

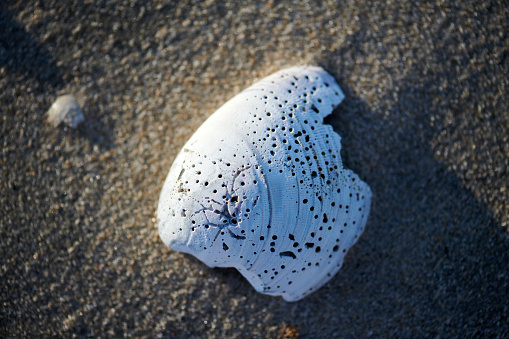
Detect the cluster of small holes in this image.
<box><xmin>232</xmin><ymin>69</ymin><xmax>367</xmax><ymax>295</ymax></box>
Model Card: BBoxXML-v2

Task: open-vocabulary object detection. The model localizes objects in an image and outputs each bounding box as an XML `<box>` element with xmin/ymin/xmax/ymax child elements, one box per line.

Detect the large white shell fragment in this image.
<box><xmin>47</xmin><ymin>94</ymin><xmax>84</xmax><ymax>128</ymax></box>
<box><xmin>158</xmin><ymin>66</ymin><xmax>372</xmax><ymax>301</ymax></box>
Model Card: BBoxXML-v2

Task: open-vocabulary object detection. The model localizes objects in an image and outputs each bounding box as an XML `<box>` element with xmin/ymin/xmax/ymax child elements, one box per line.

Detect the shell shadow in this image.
<box><xmin>74</xmin><ymin>115</ymin><xmax>116</xmax><ymax>151</ymax></box>
<box><xmin>0</xmin><ymin>7</ymin><xmax>63</xmax><ymax>91</ymax></box>
<box><xmin>286</xmin><ymin>63</ymin><xmax>509</xmax><ymax>335</ymax></box>
<box><xmin>49</xmin><ymin>104</ymin><xmax>116</xmax><ymax>151</ymax></box>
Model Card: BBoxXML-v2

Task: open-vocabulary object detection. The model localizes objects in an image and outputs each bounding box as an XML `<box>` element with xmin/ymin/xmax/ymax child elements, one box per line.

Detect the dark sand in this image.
<box><xmin>1</xmin><ymin>1</ymin><xmax>508</xmax><ymax>337</ymax></box>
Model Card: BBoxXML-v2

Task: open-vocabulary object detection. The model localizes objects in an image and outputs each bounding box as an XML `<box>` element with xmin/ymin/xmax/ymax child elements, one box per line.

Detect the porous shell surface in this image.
<box><xmin>157</xmin><ymin>66</ymin><xmax>372</xmax><ymax>301</ymax></box>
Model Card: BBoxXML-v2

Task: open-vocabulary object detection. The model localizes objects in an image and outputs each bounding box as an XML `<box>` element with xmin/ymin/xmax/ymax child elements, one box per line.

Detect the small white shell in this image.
<box><xmin>47</xmin><ymin>94</ymin><xmax>84</xmax><ymax>128</ymax></box>
<box><xmin>158</xmin><ymin>66</ymin><xmax>372</xmax><ymax>301</ymax></box>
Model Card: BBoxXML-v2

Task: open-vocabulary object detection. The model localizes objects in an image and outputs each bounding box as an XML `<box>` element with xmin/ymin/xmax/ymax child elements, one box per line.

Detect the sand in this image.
<box><xmin>1</xmin><ymin>1</ymin><xmax>508</xmax><ymax>337</ymax></box>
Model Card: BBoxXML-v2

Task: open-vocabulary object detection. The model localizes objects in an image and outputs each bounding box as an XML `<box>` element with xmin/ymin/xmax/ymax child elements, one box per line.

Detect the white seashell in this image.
<box><xmin>157</xmin><ymin>66</ymin><xmax>372</xmax><ymax>301</ymax></box>
<box><xmin>47</xmin><ymin>94</ymin><xmax>84</xmax><ymax>128</ymax></box>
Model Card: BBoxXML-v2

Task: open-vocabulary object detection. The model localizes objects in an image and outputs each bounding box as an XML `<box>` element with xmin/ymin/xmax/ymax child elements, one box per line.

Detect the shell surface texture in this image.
<box><xmin>157</xmin><ymin>66</ymin><xmax>372</xmax><ymax>302</ymax></box>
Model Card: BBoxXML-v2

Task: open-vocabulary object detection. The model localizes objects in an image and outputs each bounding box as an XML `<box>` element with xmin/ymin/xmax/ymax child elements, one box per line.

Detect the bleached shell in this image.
<box><xmin>157</xmin><ymin>66</ymin><xmax>372</xmax><ymax>301</ymax></box>
<box><xmin>47</xmin><ymin>94</ymin><xmax>84</xmax><ymax>128</ymax></box>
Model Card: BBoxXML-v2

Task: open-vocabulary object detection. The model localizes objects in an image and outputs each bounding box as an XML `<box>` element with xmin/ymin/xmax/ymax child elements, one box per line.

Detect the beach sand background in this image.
<box><xmin>1</xmin><ymin>1</ymin><xmax>508</xmax><ymax>337</ymax></box>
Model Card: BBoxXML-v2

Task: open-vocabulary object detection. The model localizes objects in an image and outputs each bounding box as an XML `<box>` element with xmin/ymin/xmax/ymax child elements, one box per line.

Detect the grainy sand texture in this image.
<box><xmin>1</xmin><ymin>1</ymin><xmax>508</xmax><ymax>337</ymax></box>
